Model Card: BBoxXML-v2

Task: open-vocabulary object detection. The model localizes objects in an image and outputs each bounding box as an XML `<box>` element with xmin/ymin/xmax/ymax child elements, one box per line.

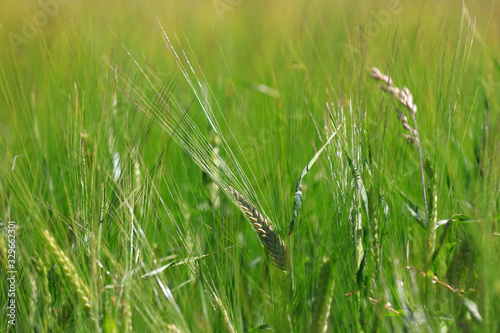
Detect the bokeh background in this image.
<box><xmin>1</xmin><ymin>0</ymin><xmax>499</xmax><ymax>332</ymax></box>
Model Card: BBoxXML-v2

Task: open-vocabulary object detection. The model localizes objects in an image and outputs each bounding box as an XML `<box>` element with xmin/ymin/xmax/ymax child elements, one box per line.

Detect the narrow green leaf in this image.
<box><xmin>288</xmin><ymin>128</ymin><xmax>340</xmax><ymax>235</ymax></box>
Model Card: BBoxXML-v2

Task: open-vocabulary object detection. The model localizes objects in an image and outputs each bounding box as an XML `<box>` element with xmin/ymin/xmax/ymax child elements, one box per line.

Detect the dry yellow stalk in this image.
<box><xmin>370</xmin><ymin>67</ymin><xmax>429</xmax><ymax>223</ymax></box>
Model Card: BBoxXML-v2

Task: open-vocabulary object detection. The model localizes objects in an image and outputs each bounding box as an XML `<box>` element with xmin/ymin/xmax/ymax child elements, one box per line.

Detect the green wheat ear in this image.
<box><xmin>229</xmin><ymin>187</ymin><xmax>287</xmax><ymax>271</ymax></box>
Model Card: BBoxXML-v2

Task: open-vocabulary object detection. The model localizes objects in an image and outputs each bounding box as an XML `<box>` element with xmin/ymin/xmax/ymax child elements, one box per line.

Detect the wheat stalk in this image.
<box><xmin>426</xmin><ymin>170</ymin><xmax>438</xmax><ymax>264</ymax></box>
<box><xmin>229</xmin><ymin>187</ymin><xmax>287</xmax><ymax>271</ymax></box>
<box><xmin>34</xmin><ymin>256</ymin><xmax>52</xmax><ymax>329</ymax></box>
<box><xmin>310</xmin><ymin>257</ymin><xmax>335</xmax><ymax>333</ymax></box>
<box><xmin>213</xmin><ymin>294</ymin><xmax>237</xmax><ymax>333</ymax></box>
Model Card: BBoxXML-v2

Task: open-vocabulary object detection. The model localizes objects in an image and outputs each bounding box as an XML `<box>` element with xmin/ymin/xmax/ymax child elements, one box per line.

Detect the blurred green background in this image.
<box><xmin>0</xmin><ymin>0</ymin><xmax>499</xmax><ymax>332</ymax></box>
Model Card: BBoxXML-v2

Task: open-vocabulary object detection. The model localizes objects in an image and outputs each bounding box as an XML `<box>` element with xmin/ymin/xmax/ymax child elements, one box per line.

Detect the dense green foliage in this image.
<box><xmin>1</xmin><ymin>0</ymin><xmax>499</xmax><ymax>331</ymax></box>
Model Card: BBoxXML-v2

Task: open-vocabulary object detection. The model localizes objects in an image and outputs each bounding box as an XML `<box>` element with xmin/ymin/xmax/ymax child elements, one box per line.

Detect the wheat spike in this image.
<box><xmin>229</xmin><ymin>187</ymin><xmax>287</xmax><ymax>270</ymax></box>
<box><xmin>43</xmin><ymin>230</ymin><xmax>91</xmax><ymax>309</ymax></box>
<box><xmin>371</xmin><ymin>67</ymin><xmax>417</xmax><ymax>115</ymax></box>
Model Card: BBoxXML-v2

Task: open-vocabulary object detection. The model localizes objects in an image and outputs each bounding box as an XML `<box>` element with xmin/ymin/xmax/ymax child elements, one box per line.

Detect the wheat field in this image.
<box><xmin>0</xmin><ymin>0</ymin><xmax>499</xmax><ymax>332</ymax></box>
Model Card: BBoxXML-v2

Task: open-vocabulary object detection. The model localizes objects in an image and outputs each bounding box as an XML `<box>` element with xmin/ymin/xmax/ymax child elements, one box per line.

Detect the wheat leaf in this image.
<box><xmin>288</xmin><ymin>128</ymin><xmax>340</xmax><ymax>235</ymax></box>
